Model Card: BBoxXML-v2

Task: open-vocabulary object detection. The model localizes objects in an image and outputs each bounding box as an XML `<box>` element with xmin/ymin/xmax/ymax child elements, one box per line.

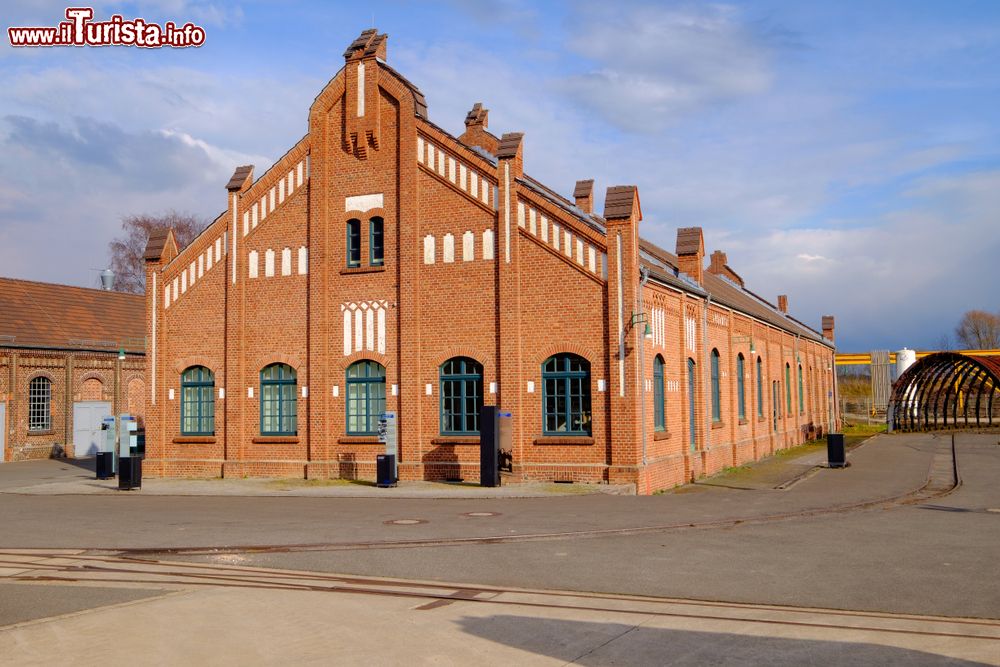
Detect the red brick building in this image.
<box><xmin>0</xmin><ymin>278</ymin><xmax>145</xmax><ymax>462</ymax></box>
<box><xmin>143</xmin><ymin>30</ymin><xmax>838</xmax><ymax>493</ymax></box>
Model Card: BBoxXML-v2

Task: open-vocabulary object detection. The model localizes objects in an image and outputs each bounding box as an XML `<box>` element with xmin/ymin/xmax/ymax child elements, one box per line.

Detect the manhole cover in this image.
<box><xmin>463</xmin><ymin>512</ymin><xmax>501</xmax><ymax>517</ymax></box>
<box><xmin>384</xmin><ymin>519</ymin><xmax>427</xmax><ymax>525</ymax></box>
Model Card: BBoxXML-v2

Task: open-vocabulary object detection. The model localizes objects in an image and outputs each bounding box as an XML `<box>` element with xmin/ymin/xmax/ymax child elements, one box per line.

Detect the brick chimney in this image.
<box><xmin>675</xmin><ymin>227</ymin><xmax>704</xmax><ymax>286</ymax></box>
<box><xmin>574</xmin><ymin>179</ymin><xmax>594</xmax><ymax>214</ymax></box>
<box><xmin>707</xmin><ymin>249</ymin><xmax>744</xmax><ymax>287</ymax></box>
<box><xmin>459</xmin><ymin>102</ymin><xmax>499</xmax><ymax>154</ymax></box>
<box><xmin>822</xmin><ymin>315</ymin><xmax>835</xmax><ymax>342</ymax></box>
<box><xmin>777</xmin><ymin>295</ymin><xmax>788</xmax><ymax>313</ymax></box>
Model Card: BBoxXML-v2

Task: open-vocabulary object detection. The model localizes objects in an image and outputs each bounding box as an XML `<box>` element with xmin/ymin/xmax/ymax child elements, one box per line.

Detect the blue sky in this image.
<box><xmin>1</xmin><ymin>0</ymin><xmax>998</xmax><ymax>352</ymax></box>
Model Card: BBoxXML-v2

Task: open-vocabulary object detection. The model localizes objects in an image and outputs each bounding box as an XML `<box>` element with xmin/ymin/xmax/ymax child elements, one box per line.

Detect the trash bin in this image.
<box><xmin>827</xmin><ymin>433</ymin><xmax>846</xmax><ymax>468</ymax></box>
<box><xmin>96</xmin><ymin>452</ymin><xmax>114</xmax><ymax>480</ymax></box>
<box><xmin>118</xmin><ymin>456</ymin><xmax>142</xmax><ymax>490</ymax></box>
<box><xmin>376</xmin><ymin>454</ymin><xmax>396</xmax><ymax>488</ymax></box>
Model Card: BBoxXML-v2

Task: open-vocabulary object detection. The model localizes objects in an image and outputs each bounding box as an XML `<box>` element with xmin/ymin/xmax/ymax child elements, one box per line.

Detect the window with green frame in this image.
<box><xmin>346</xmin><ymin>360</ymin><xmax>385</xmax><ymax>435</ymax></box>
<box><xmin>181</xmin><ymin>366</ymin><xmax>215</xmax><ymax>435</ymax></box>
<box><xmin>736</xmin><ymin>354</ymin><xmax>746</xmax><ymax>421</ymax></box>
<box><xmin>785</xmin><ymin>363</ymin><xmax>792</xmax><ymax>413</ymax></box>
<box><xmin>653</xmin><ymin>355</ymin><xmax>666</xmax><ymax>431</ymax></box>
<box><xmin>710</xmin><ymin>348</ymin><xmax>721</xmax><ymax>422</ymax></box>
<box><xmin>369</xmin><ymin>217</ymin><xmax>384</xmax><ymax>266</ymax></box>
<box><xmin>798</xmin><ymin>364</ymin><xmax>805</xmax><ymax>413</ymax></box>
<box><xmin>346</xmin><ymin>218</ymin><xmax>361</xmax><ymax>267</ymax></box>
<box><xmin>542</xmin><ymin>353</ymin><xmax>591</xmax><ymax>435</ymax></box>
<box><xmin>440</xmin><ymin>357</ymin><xmax>482</xmax><ymax>435</ymax></box>
<box><xmin>260</xmin><ymin>363</ymin><xmax>297</xmax><ymax>435</ymax></box>
<box><xmin>756</xmin><ymin>356</ymin><xmax>764</xmax><ymax>418</ymax></box>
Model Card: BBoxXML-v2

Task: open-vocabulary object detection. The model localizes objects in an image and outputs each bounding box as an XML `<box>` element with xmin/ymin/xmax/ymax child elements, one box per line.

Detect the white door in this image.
<box><xmin>0</xmin><ymin>402</ymin><xmax>6</xmax><ymax>463</ymax></box>
<box><xmin>73</xmin><ymin>401</ymin><xmax>112</xmax><ymax>458</ymax></box>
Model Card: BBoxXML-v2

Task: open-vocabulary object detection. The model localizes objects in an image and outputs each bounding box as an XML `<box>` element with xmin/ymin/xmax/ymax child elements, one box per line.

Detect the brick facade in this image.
<box><xmin>142</xmin><ymin>30</ymin><xmax>838</xmax><ymax>493</ymax></box>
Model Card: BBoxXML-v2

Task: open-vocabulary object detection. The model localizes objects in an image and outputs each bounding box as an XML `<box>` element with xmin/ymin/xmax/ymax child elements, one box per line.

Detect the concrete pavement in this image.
<box><xmin>1</xmin><ymin>550</ymin><xmax>997</xmax><ymax>665</ymax></box>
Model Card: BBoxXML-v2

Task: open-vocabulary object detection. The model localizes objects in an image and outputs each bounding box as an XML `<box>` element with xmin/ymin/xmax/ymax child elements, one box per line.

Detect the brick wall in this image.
<box><xmin>141</xmin><ymin>33</ymin><xmax>838</xmax><ymax>493</ymax></box>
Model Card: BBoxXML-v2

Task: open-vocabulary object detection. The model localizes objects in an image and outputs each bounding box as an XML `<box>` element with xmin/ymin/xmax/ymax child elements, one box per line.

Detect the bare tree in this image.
<box><xmin>955</xmin><ymin>310</ymin><xmax>1000</xmax><ymax>349</ymax></box>
<box><xmin>107</xmin><ymin>211</ymin><xmax>203</xmax><ymax>293</ymax></box>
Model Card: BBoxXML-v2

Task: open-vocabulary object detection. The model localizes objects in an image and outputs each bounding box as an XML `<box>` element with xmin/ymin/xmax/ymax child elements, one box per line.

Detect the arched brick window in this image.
<box><xmin>181</xmin><ymin>367</ymin><xmax>214</xmax><ymax>435</ymax></box>
<box><xmin>28</xmin><ymin>376</ymin><xmax>52</xmax><ymax>431</ymax></box>
<box><xmin>541</xmin><ymin>353</ymin><xmax>591</xmax><ymax>436</ymax></box>
<box><xmin>440</xmin><ymin>357</ymin><xmax>482</xmax><ymax>435</ymax></box>
<box><xmin>346</xmin><ymin>360</ymin><xmax>385</xmax><ymax>435</ymax></box>
<box><xmin>261</xmin><ymin>364</ymin><xmax>297</xmax><ymax>435</ymax></box>
<box><xmin>653</xmin><ymin>355</ymin><xmax>666</xmax><ymax>432</ymax></box>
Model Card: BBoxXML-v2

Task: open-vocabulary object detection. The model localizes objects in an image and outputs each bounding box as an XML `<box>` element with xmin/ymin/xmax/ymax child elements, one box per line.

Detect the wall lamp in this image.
<box><xmin>629</xmin><ymin>312</ymin><xmax>653</xmax><ymax>339</ymax></box>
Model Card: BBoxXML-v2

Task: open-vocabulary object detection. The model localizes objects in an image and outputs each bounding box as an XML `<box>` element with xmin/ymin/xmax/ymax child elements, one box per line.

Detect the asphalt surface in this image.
<box><xmin>0</xmin><ymin>434</ymin><xmax>936</xmax><ymax>550</ymax></box>
<box><xmin>0</xmin><ymin>433</ymin><xmax>996</xmax><ymax>622</ymax></box>
<box><xmin>0</xmin><ymin>582</ymin><xmax>166</xmax><ymax>627</ymax></box>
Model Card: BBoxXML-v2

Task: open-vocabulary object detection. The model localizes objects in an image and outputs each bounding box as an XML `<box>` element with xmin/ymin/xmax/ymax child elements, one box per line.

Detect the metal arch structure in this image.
<box><xmin>889</xmin><ymin>352</ymin><xmax>1000</xmax><ymax>431</ymax></box>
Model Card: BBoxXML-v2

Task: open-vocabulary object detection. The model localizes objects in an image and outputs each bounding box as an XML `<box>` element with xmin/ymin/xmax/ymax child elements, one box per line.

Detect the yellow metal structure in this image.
<box><xmin>835</xmin><ymin>349</ymin><xmax>1000</xmax><ymax>366</ymax></box>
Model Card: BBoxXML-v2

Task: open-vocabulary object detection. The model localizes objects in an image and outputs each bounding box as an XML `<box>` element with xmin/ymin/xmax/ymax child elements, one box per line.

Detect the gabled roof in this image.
<box><xmin>0</xmin><ymin>277</ymin><xmax>145</xmax><ymax>353</ymax></box>
<box><xmin>637</xmin><ymin>240</ymin><xmax>829</xmax><ymax>346</ymax></box>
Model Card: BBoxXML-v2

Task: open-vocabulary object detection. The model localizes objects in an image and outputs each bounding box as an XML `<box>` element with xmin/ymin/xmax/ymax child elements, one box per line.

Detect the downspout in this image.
<box><xmin>638</xmin><ymin>266</ymin><xmax>649</xmax><ymax>466</ymax></box>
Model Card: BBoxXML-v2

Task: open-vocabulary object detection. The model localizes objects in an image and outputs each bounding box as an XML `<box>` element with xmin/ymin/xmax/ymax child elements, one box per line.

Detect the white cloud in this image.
<box><xmin>561</xmin><ymin>3</ymin><xmax>776</xmax><ymax>131</ymax></box>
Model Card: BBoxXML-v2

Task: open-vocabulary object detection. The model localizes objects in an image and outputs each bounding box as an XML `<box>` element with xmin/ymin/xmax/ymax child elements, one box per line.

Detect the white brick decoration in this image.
<box><xmin>460</xmin><ymin>164</ymin><xmax>467</xmax><ymax>190</ymax></box>
<box><xmin>278</xmin><ymin>178</ymin><xmax>285</xmax><ymax>204</ymax></box>
<box><xmin>248</xmin><ymin>251</ymin><xmax>259</xmax><ymax>278</ymax></box>
<box><xmin>343</xmin><ymin>311</ymin><xmax>351</xmax><ymax>356</ymax></box>
<box><xmin>281</xmin><ymin>247</ymin><xmax>292</xmax><ymax>276</ymax></box>
<box><xmin>298</xmin><ymin>246</ymin><xmax>308</xmax><ymax>275</ymax></box>
<box><xmin>181</xmin><ymin>271</ymin><xmax>187</xmax><ymax>293</ymax></box>
<box><xmin>448</xmin><ymin>157</ymin><xmax>456</xmax><ymax>184</ymax></box>
<box><xmin>345</xmin><ymin>193</ymin><xmax>384</xmax><ymax>212</ymax></box>
<box><xmin>588</xmin><ymin>246</ymin><xmax>596</xmax><ymax>273</ymax></box>
<box><xmin>564</xmin><ymin>230</ymin><xmax>573</xmax><ymax>257</ymax></box>
<box><xmin>243</xmin><ymin>211</ymin><xmax>249</xmax><ymax>237</ymax></box>
<box><xmin>552</xmin><ymin>224</ymin><xmax>560</xmax><ymax>251</ymax></box>
<box><xmin>576</xmin><ymin>239</ymin><xmax>584</xmax><ymax>265</ymax></box>
<box><xmin>517</xmin><ymin>202</ymin><xmax>526</xmax><ymax>228</ymax></box>
<box><xmin>198</xmin><ymin>254</ymin><xmax>204</xmax><ymax>278</ymax></box>
<box><xmin>470</xmin><ymin>172</ymin><xmax>478</xmax><ymax>199</ymax></box>
<box><xmin>541</xmin><ymin>216</ymin><xmax>548</xmax><ymax>242</ymax></box>
<box><xmin>265</xmin><ymin>249</ymin><xmax>275</xmax><ymax>277</ymax></box>
<box><xmin>443</xmin><ymin>233</ymin><xmax>455</xmax><ymax>263</ymax></box>
<box><xmin>423</xmin><ymin>235</ymin><xmax>435</xmax><ymax>264</ymax></box>
<box><xmin>417</xmin><ymin>137</ymin><xmax>424</xmax><ymax>163</ymax></box>
<box><xmin>462</xmin><ymin>230</ymin><xmax>474</xmax><ymax>261</ymax></box>
<box><xmin>483</xmin><ymin>229</ymin><xmax>495</xmax><ymax>261</ymax></box>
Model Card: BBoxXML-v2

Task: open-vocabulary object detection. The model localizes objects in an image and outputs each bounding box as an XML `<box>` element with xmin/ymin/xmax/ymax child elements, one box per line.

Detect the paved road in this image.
<box><xmin>2</xmin><ymin>550</ymin><xmax>997</xmax><ymax>665</ymax></box>
<box><xmin>0</xmin><ymin>433</ymin><xmax>997</xmax><ymax>664</ymax></box>
<box><xmin>0</xmin><ymin>434</ymin><xmax>937</xmax><ymax>550</ymax></box>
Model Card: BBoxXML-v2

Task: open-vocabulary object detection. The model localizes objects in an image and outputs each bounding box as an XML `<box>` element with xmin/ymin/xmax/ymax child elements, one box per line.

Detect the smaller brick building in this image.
<box><xmin>0</xmin><ymin>278</ymin><xmax>145</xmax><ymax>461</ymax></box>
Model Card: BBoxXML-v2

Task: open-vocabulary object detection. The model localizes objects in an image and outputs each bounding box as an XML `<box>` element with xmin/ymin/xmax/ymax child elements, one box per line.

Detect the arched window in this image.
<box><xmin>710</xmin><ymin>349</ymin><xmax>721</xmax><ymax>422</ymax></box>
<box><xmin>440</xmin><ymin>357</ymin><xmax>483</xmax><ymax>435</ymax></box>
<box><xmin>785</xmin><ymin>363</ymin><xmax>792</xmax><ymax>414</ymax></box>
<box><xmin>653</xmin><ymin>355</ymin><xmax>666</xmax><ymax>432</ymax></box>
<box><xmin>181</xmin><ymin>366</ymin><xmax>214</xmax><ymax>435</ymax></box>
<box><xmin>369</xmin><ymin>217</ymin><xmax>384</xmax><ymax>266</ymax></box>
<box><xmin>687</xmin><ymin>358</ymin><xmax>697</xmax><ymax>450</ymax></box>
<box><xmin>541</xmin><ymin>353</ymin><xmax>591</xmax><ymax>435</ymax></box>
<box><xmin>346</xmin><ymin>360</ymin><xmax>385</xmax><ymax>435</ymax></box>
<box><xmin>737</xmin><ymin>354</ymin><xmax>746</xmax><ymax>421</ymax></box>
<box><xmin>346</xmin><ymin>219</ymin><xmax>361</xmax><ymax>268</ymax></box>
<box><xmin>756</xmin><ymin>357</ymin><xmax>764</xmax><ymax>418</ymax></box>
<box><xmin>28</xmin><ymin>376</ymin><xmax>51</xmax><ymax>431</ymax></box>
<box><xmin>798</xmin><ymin>364</ymin><xmax>805</xmax><ymax>413</ymax></box>
<box><xmin>260</xmin><ymin>363</ymin><xmax>297</xmax><ymax>435</ymax></box>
